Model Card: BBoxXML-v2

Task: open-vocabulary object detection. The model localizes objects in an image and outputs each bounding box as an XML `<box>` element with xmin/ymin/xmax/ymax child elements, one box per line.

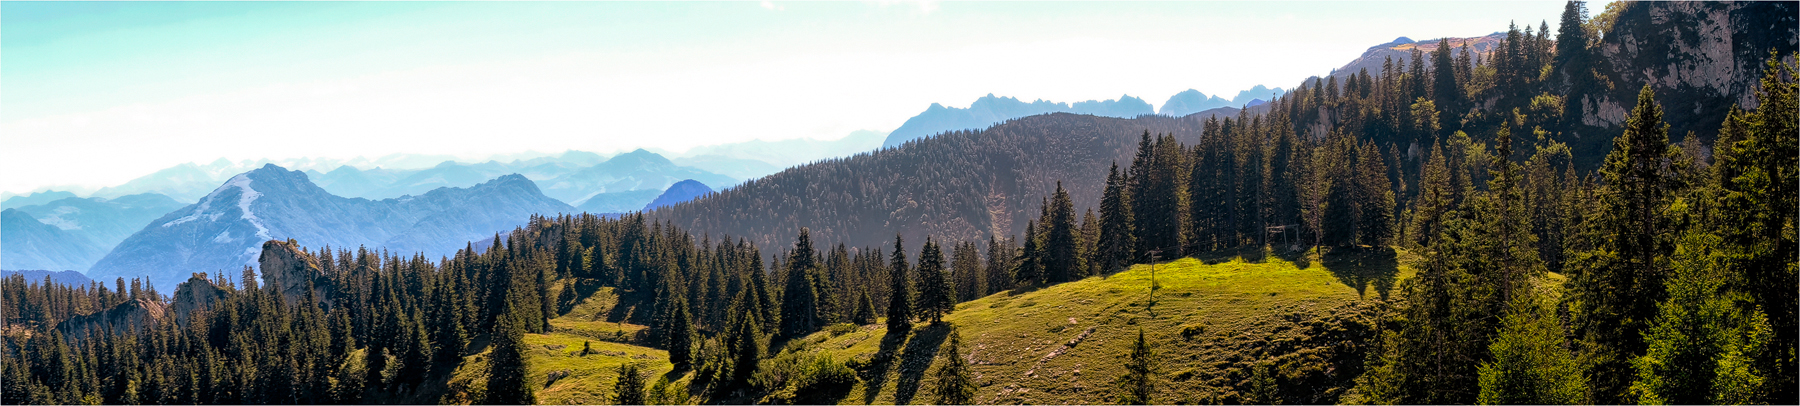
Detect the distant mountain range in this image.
<box><xmin>671</xmin><ymin>130</ymin><xmax>888</xmax><ymax>176</ymax></box>
<box><xmin>880</xmin><ymin>94</ymin><xmax>1154</xmax><ymax>148</ymax></box>
<box><xmin>1157</xmin><ymin>86</ymin><xmax>1286</xmax><ymax>117</ymax></box>
<box><xmin>644</xmin><ymin>180</ymin><xmax>713</xmax><ymax>211</ymax></box>
<box><xmin>1</xmin><ymin>190</ymin><xmax>77</xmax><ymax>210</ymax></box>
<box><xmin>2</xmin><ymin>193</ymin><xmax>186</xmax><ymax>271</ymax></box>
<box><xmin>86</xmin><ymin>164</ymin><xmax>578</xmax><ymax>288</ymax></box>
<box><xmin>0</xmin><ymin>270</ymin><xmax>94</xmax><ymax>287</ymax></box>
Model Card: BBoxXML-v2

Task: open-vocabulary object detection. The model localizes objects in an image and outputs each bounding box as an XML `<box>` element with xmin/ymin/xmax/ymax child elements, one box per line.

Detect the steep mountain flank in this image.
<box><xmin>655</xmin><ymin>112</ymin><xmax>1213</xmax><ymax>252</ymax></box>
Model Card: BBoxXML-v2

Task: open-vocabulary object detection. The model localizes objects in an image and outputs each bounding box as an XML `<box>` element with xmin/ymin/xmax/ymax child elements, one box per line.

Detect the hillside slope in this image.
<box><xmin>654</xmin><ymin>112</ymin><xmax>1233</xmax><ymax>252</ymax></box>
<box><xmin>791</xmin><ymin>249</ymin><xmax>1404</xmax><ymax>405</ymax></box>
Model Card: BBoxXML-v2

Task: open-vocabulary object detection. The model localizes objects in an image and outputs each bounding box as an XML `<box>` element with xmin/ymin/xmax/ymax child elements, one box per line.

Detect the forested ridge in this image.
<box><xmin>3</xmin><ymin>2</ymin><xmax>1796</xmax><ymax>404</ymax></box>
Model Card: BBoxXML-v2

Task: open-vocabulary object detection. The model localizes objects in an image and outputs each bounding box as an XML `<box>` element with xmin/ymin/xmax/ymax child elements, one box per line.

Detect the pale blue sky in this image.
<box><xmin>2</xmin><ymin>1</ymin><xmax>1569</xmax><ymax>194</ymax></box>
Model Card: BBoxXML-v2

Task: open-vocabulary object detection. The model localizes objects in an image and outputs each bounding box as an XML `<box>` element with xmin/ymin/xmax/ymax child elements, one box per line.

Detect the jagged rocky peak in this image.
<box><xmin>170</xmin><ymin>272</ymin><xmax>226</xmax><ymax>324</ymax></box>
<box><xmin>57</xmin><ymin>298</ymin><xmax>167</xmax><ymax>341</ymax></box>
<box><xmin>258</xmin><ymin>239</ymin><xmax>330</xmax><ymax>307</ymax></box>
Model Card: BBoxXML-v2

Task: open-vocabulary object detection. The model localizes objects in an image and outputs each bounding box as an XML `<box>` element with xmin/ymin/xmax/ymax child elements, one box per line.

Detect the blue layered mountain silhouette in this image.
<box><xmin>86</xmin><ymin>164</ymin><xmax>575</xmax><ymax>288</ymax></box>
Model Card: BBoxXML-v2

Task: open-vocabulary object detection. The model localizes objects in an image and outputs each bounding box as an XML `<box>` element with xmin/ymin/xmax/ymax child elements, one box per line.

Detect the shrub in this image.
<box><xmin>826</xmin><ymin>323</ymin><xmax>858</xmax><ymax>337</ymax></box>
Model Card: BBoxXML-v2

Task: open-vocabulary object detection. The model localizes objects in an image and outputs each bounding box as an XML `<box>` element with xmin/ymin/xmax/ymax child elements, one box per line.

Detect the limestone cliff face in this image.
<box><xmin>258</xmin><ymin>239</ymin><xmax>330</xmax><ymax>307</ymax></box>
<box><xmin>56</xmin><ymin>298</ymin><xmax>166</xmax><ymax>341</ymax></box>
<box><xmin>1586</xmin><ymin>1</ymin><xmax>1797</xmax><ymax>134</ymax></box>
<box><xmin>170</xmin><ymin>273</ymin><xmax>226</xmax><ymax>324</ymax></box>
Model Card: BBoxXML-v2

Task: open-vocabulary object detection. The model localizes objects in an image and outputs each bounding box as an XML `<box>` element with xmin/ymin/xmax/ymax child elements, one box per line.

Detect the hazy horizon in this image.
<box><xmin>2</xmin><ymin>1</ymin><xmax>1567</xmax><ymax>195</ymax></box>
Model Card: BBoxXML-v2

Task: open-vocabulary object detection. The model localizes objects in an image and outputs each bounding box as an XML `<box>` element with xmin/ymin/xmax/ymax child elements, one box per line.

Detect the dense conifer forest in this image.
<box><xmin>2</xmin><ymin>2</ymin><xmax>1794</xmax><ymax>404</ymax></box>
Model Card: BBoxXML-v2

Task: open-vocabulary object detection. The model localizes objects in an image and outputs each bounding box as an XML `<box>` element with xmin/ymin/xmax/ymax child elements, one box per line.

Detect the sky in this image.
<box><xmin>1</xmin><ymin>1</ymin><xmax>1569</xmax><ymax>195</ymax></box>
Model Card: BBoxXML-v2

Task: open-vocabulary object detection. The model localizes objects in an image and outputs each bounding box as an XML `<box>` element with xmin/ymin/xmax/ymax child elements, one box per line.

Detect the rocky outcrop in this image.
<box><xmin>1587</xmin><ymin>1</ymin><xmax>1797</xmax><ymax>137</ymax></box>
<box><xmin>56</xmin><ymin>298</ymin><xmax>166</xmax><ymax>341</ymax></box>
<box><xmin>170</xmin><ymin>273</ymin><xmax>226</xmax><ymax>324</ymax></box>
<box><xmin>258</xmin><ymin>239</ymin><xmax>330</xmax><ymax>307</ymax></box>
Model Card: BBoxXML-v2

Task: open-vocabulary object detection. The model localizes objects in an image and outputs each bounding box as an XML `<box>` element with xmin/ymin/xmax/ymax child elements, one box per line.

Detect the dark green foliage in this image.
<box><xmin>613</xmin><ymin>362</ymin><xmax>647</xmax><ymax>405</ymax></box>
<box><xmin>1013</xmin><ymin>221</ymin><xmax>1043</xmax><ymax>285</ymax></box>
<box><xmin>485</xmin><ymin>304</ymin><xmax>536</xmax><ymax>405</ymax></box>
<box><xmin>852</xmin><ymin>288</ymin><xmax>876</xmax><ymax>325</ymax></box>
<box><xmin>1571</xmin><ymin>85</ymin><xmax>1681</xmax><ymax>403</ymax></box>
<box><xmin>915</xmin><ymin>238</ymin><xmax>955</xmax><ymax>324</ymax></box>
<box><xmin>930</xmin><ymin>327</ymin><xmax>978</xmax><ymax>405</ymax></box>
<box><xmin>1115</xmin><ymin>329</ymin><xmax>1156</xmax><ymax>405</ymax></box>
<box><xmin>1477</xmin><ymin>289</ymin><xmax>1585</xmax><ymax>404</ymax></box>
<box><xmin>886</xmin><ymin>235</ymin><xmax>915</xmax><ymax>332</ymax></box>
<box><xmin>1044</xmin><ymin>183</ymin><xmax>1080</xmax><ymax>283</ymax></box>
<box><xmin>1097</xmin><ymin>163</ymin><xmax>1137</xmax><ymax>272</ymax></box>
<box><xmin>779</xmin><ymin>228</ymin><xmax>823</xmax><ymax>339</ymax></box>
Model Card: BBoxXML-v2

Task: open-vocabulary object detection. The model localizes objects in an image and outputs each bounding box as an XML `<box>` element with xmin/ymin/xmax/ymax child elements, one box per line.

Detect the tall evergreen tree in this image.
<box><xmin>1477</xmin><ymin>288</ymin><xmax>1586</xmax><ymax>405</ymax></box>
<box><xmin>484</xmin><ymin>304</ymin><xmax>536</xmax><ymax>405</ymax></box>
<box><xmin>1115</xmin><ymin>328</ymin><xmax>1157</xmax><ymax>405</ymax></box>
<box><xmin>1572</xmin><ymin>85</ymin><xmax>1681</xmax><ymax>404</ymax></box>
<box><xmin>1630</xmin><ymin>231</ymin><xmax>1773</xmax><ymax>405</ymax></box>
<box><xmin>1044</xmin><ymin>182</ymin><xmax>1079</xmax><ymax>283</ymax></box>
<box><xmin>930</xmin><ymin>327</ymin><xmax>978</xmax><ymax>405</ymax></box>
<box><xmin>1098</xmin><ymin>163</ymin><xmax>1138</xmax><ymax>273</ymax></box>
<box><xmin>779</xmin><ymin>228</ymin><xmax>822</xmax><ymax>339</ymax></box>
<box><xmin>916</xmin><ymin>238</ymin><xmax>954</xmax><ymax>324</ymax></box>
<box><xmin>612</xmin><ymin>363</ymin><xmax>647</xmax><ymax>405</ymax></box>
<box><xmin>1014</xmin><ymin>221</ymin><xmax>1044</xmax><ymax>285</ymax></box>
<box><xmin>886</xmin><ymin>235</ymin><xmax>915</xmax><ymax>332</ymax></box>
<box><xmin>1710</xmin><ymin>55</ymin><xmax>1799</xmax><ymax>401</ymax></box>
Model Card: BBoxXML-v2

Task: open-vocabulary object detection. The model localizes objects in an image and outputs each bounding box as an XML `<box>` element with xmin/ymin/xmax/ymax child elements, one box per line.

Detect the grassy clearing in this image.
<box><xmin>442</xmin><ymin>285</ymin><xmax>680</xmax><ymax>405</ymax></box>
<box><xmin>799</xmin><ymin>247</ymin><xmax>1406</xmax><ymax>405</ymax></box>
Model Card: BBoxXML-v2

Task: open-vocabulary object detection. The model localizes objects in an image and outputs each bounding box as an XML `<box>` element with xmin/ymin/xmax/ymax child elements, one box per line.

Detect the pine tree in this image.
<box><xmin>930</xmin><ymin>327</ymin><xmax>978</xmax><ymax>405</ymax></box>
<box><xmin>484</xmin><ymin>304</ymin><xmax>536</xmax><ymax>405</ymax></box>
<box><xmin>613</xmin><ymin>363</ymin><xmax>647</xmax><ymax>405</ymax></box>
<box><xmin>1477</xmin><ymin>287</ymin><xmax>1586</xmax><ymax>404</ymax></box>
<box><xmin>660</xmin><ymin>283</ymin><xmax>696</xmax><ymax>369</ymax></box>
<box><xmin>725</xmin><ymin>292</ymin><xmax>763</xmax><ymax>387</ymax></box>
<box><xmin>1629</xmin><ymin>231</ymin><xmax>1773</xmax><ymax>404</ymax></box>
<box><xmin>1044</xmin><ymin>182</ymin><xmax>1079</xmax><ymax>283</ymax></box>
<box><xmin>779</xmin><ymin>228</ymin><xmax>822</xmax><ymax>339</ymax></box>
<box><xmin>1094</xmin><ymin>162</ymin><xmax>1137</xmax><ymax>273</ymax></box>
<box><xmin>1014</xmin><ymin>221</ymin><xmax>1044</xmax><ymax>285</ymax></box>
<box><xmin>1572</xmin><ymin>85</ymin><xmax>1680</xmax><ymax>403</ymax></box>
<box><xmin>916</xmin><ymin>238</ymin><xmax>954</xmax><ymax>324</ymax></box>
<box><xmin>1411</xmin><ymin>142</ymin><xmax>1453</xmax><ymax>247</ymax></box>
<box><xmin>886</xmin><ymin>235</ymin><xmax>915</xmax><ymax>332</ymax></box>
<box><xmin>1711</xmin><ymin>54</ymin><xmax>1799</xmax><ymax>401</ymax></box>
<box><xmin>984</xmin><ymin>236</ymin><xmax>1015</xmax><ymax>294</ymax></box>
<box><xmin>1115</xmin><ymin>328</ymin><xmax>1156</xmax><ymax>405</ymax></box>
<box><xmin>852</xmin><ymin>288</ymin><xmax>877</xmax><ymax>325</ymax></box>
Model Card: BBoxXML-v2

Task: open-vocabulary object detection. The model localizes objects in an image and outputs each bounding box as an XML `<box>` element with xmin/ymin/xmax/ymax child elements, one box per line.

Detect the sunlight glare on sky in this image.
<box><xmin>0</xmin><ymin>1</ymin><xmax>1568</xmax><ymax>194</ymax></box>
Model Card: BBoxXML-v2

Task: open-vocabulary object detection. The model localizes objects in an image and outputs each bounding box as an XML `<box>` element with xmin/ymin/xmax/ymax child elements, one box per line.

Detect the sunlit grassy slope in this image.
<box><xmin>799</xmin><ymin>248</ymin><xmax>1411</xmax><ymax>405</ymax></box>
<box><xmin>442</xmin><ymin>287</ymin><xmax>678</xmax><ymax>405</ymax></box>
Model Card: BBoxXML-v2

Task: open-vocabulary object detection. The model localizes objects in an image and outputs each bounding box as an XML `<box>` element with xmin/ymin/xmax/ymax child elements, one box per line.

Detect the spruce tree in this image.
<box><xmin>1711</xmin><ymin>55</ymin><xmax>1798</xmax><ymax>401</ymax></box>
<box><xmin>612</xmin><ymin>363</ymin><xmax>647</xmax><ymax>405</ymax></box>
<box><xmin>852</xmin><ymin>288</ymin><xmax>877</xmax><ymax>325</ymax></box>
<box><xmin>1572</xmin><ymin>85</ymin><xmax>1680</xmax><ymax>403</ymax></box>
<box><xmin>1115</xmin><ymin>328</ymin><xmax>1156</xmax><ymax>405</ymax></box>
<box><xmin>930</xmin><ymin>327</ymin><xmax>978</xmax><ymax>405</ymax></box>
<box><xmin>725</xmin><ymin>292</ymin><xmax>763</xmax><ymax>387</ymax></box>
<box><xmin>779</xmin><ymin>228</ymin><xmax>822</xmax><ymax>339</ymax></box>
<box><xmin>1099</xmin><ymin>163</ymin><xmax>1137</xmax><ymax>272</ymax></box>
<box><xmin>1477</xmin><ymin>288</ymin><xmax>1585</xmax><ymax>404</ymax></box>
<box><xmin>484</xmin><ymin>304</ymin><xmax>536</xmax><ymax>405</ymax></box>
<box><xmin>660</xmin><ymin>285</ymin><xmax>696</xmax><ymax>369</ymax></box>
<box><xmin>916</xmin><ymin>238</ymin><xmax>954</xmax><ymax>324</ymax></box>
<box><xmin>1044</xmin><ymin>182</ymin><xmax>1079</xmax><ymax>283</ymax></box>
<box><xmin>1629</xmin><ymin>231</ymin><xmax>1772</xmax><ymax>405</ymax></box>
<box><xmin>1014</xmin><ymin>221</ymin><xmax>1044</xmax><ymax>285</ymax></box>
<box><xmin>886</xmin><ymin>235</ymin><xmax>915</xmax><ymax>332</ymax></box>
